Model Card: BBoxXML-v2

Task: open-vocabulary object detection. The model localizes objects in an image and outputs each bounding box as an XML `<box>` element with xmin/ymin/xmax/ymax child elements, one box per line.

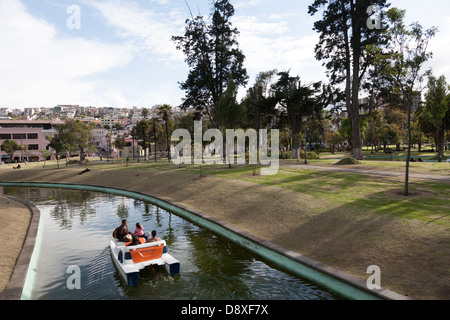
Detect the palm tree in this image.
<box><xmin>157</xmin><ymin>104</ymin><xmax>173</xmax><ymax>162</ymax></box>
<box><xmin>135</xmin><ymin>120</ymin><xmax>151</xmax><ymax>161</ymax></box>
<box><xmin>113</xmin><ymin>135</ymin><xmax>126</xmax><ymax>166</ymax></box>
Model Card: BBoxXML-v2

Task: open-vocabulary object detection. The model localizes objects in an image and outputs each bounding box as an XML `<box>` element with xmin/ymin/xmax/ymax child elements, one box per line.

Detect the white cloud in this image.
<box><xmin>86</xmin><ymin>0</ymin><xmax>185</xmax><ymax>64</ymax></box>
<box><xmin>234</xmin><ymin>0</ymin><xmax>265</xmax><ymax>10</ymax></box>
<box><xmin>425</xmin><ymin>16</ymin><xmax>450</xmax><ymax>78</ymax></box>
<box><xmin>234</xmin><ymin>15</ymin><xmax>290</xmax><ymax>35</ymax></box>
<box><xmin>268</xmin><ymin>12</ymin><xmax>299</xmax><ymax>21</ymax></box>
<box><xmin>149</xmin><ymin>0</ymin><xmax>170</xmax><ymax>5</ymax></box>
<box><xmin>232</xmin><ymin>14</ymin><xmax>323</xmax><ymax>84</ymax></box>
<box><xmin>0</xmin><ymin>0</ymin><xmax>134</xmax><ymax>108</ymax></box>
<box><xmin>102</xmin><ymin>88</ymin><xmax>130</xmax><ymax>107</ymax></box>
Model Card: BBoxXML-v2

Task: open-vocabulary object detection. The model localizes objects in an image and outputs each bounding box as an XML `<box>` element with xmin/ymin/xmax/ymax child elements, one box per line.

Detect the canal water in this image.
<box><xmin>2</xmin><ymin>187</ymin><xmax>343</xmax><ymax>300</ymax></box>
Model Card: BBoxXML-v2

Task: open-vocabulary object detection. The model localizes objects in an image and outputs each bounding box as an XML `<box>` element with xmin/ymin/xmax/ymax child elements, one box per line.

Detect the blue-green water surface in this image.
<box><xmin>2</xmin><ymin>187</ymin><xmax>344</xmax><ymax>300</ymax></box>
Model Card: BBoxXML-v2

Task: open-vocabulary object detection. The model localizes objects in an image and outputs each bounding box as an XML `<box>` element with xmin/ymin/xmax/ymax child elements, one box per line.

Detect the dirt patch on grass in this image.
<box><xmin>334</xmin><ymin>158</ymin><xmax>361</xmax><ymax>165</ymax></box>
<box><xmin>0</xmin><ymin>195</ymin><xmax>31</xmax><ymax>299</ymax></box>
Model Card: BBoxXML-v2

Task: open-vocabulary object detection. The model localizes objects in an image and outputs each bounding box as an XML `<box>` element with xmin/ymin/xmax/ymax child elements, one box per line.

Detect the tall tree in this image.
<box><xmin>172</xmin><ymin>0</ymin><xmax>248</xmax><ymax>126</ymax></box>
<box><xmin>47</xmin><ymin>135</ymin><xmax>68</xmax><ymax>169</ymax></box>
<box><xmin>309</xmin><ymin>0</ymin><xmax>390</xmax><ymax>160</ymax></box>
<box><xmin>55</xmin><ymin>119</ymin><xmax>95</xmax><ymax>165</ymax></box>
<box><xmin>157</xmin><ymin>104</ymin><xmax>174</xmax><ymax>162</ymax></box>
<box><xmin>215</xmin><ymin>77</ymin><xmax>246</xmax><ymax>130</ymax></box>
<box><xmin>370</xmin><ymin>8</ymin><xmax>437</xmax><ymax>195</ymax></box>
<box><xmin>326</xmin><ymin>130</ymin><xmax>344</xmax><ymax>154</ymax></box>
<box><xmin>445</xmin><ymin>96</ymin><xmax>450</xmax><ymax>149</ymax></box>
<box><xmin>410</xmin><ymin>115</ymin><xmax>426</xmax><ymax>152</ymax></box>
<box><xmin>214</xmin><ymin>77</ymin><xmax>247</xmax><ymax>166</ymax></box>
<box><xmin>113</xmin><ymin>135</ymin><xmax>126</xmax><ymax>166</ymax></box>
<box><xmin>130</xmin><ymin>126</ymin><xmax>138</xmax><ymax>161</ymax></box>
<box><xmin>419</xmin><ymin>74</ymin><xmax>449</xmax><ymax>159</ymax></box>
<box><xmin>272</xmin><ymin>71</ymin><xmax>322</xmax><ymax>159</ymax></box>
<box><xmin>135</xmin><ymin>119</ymin><xmax>151</xmax><ymax>161</ymax></box>
<box><xmin>245</xmin><ymin>69</ymin><xmax>279</xmax><ymax>132</ymax></box>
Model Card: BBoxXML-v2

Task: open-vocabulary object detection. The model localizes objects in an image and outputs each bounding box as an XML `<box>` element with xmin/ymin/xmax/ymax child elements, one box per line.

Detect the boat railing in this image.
<box><xmin>118</xmin><ymin>240</ymin><xmax>166</xmax><ymax>254</ymax></box>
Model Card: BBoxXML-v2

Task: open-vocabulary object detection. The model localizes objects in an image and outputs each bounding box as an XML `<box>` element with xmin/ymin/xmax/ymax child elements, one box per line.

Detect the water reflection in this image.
<box><xmin>116</xmin><ymin>198</ymin><xmax>129</xmax><ymax>221</ymax></box>
<box><xmin>2</xmin><ymin>186</ymin><xmax>343</xmax><ymax>300</ymax></box>
<box><xmin>4</xmin><ymin>187</ymin><xmax>99</xmax><ymax>230</ymax></box>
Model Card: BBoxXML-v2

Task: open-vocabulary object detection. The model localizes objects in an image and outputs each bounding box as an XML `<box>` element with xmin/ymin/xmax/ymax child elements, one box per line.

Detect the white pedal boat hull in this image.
<box><xmin>110</xmin><ymin>235</ymin><xmax>180</xmax><ymax>286</ymax></box>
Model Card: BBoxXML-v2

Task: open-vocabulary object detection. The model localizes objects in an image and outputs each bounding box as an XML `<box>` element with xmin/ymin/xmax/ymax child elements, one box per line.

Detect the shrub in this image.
<box><xmin>280</xmin><ymin>151</ymin><xmax>293</xmax><ymax>160</ymax></box>
<box><xmin>300</xmin><ymin>151</ymin><xmax>320</xmax><ymax>160</ymax></box>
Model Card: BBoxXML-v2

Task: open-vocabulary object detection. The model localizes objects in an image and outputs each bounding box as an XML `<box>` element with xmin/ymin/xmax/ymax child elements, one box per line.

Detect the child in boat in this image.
<box><xmin>133</xmin><ymin>222</ymin><xmax>148</xmax><ymax>241</ymax></box>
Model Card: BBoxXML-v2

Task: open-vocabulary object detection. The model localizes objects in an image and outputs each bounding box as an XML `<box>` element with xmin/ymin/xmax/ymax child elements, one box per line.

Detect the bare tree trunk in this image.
<box><xmin>349</xmin><ymin>0</ymin><xmax>364</xmax><ymax>161</ymax></box>
<box><xmin>80</xmin><ymin>149</ymin><xmax>86</xmax><ymax>165</ymax></box>
<box><xmin>350</xmin><ymin>110</ymin><xmax>364</xmax><ymax>160</ymax></box>
<box><xmin>350</xmin><ymin>38</ymin><xmax>364</xmax><ymax>159</ymax></box>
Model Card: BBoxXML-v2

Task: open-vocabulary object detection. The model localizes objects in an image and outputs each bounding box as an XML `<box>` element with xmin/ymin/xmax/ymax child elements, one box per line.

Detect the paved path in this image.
<box><xmin>280</xmin><ymin>163</ymin><xmax>450</xmax><ymax>182</ymax></box>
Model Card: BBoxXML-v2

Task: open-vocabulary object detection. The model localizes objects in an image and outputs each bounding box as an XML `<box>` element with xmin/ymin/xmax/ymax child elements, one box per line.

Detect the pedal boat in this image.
<box><xmin>110</xmin><ymin>233</ymin><xmax>180</xmax><ymax>286</ymax></box>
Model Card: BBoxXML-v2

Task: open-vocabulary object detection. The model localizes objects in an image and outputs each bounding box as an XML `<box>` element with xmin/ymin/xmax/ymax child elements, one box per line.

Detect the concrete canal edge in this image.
<box><xmin>0</xmin><ymin>182</ymin><xmax>410</xmax><ymax>301</ymax></box>
<box><xmin>2</xmin><ymin>195</ymin><xmax>42</xmax><ymax>300</ymax></box>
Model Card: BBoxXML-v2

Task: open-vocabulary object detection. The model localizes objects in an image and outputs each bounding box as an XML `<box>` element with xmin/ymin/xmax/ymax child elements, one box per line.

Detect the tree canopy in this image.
<box><xmin>1</xmin><ymin>140</ymin><xmax>21</xmax><ymax>163</ymax></box>
<box><xmin>172</xmin><ymin>0</ymin><xmax>248</xmax><ymax>125</ymax></box>
<box><xmin>52</xmin><ymin>119</ymin><xmax>96</xmax><ymax>165</ymax></box>
<box><xmin>369</xmin><ymin>7</ymin><xmax>437</xmax><ymax>195</ymax></box>
<box><xmin>272</xmin><ymin>71</ymin><xmax>323</xmax><ymax>159</ymax></box>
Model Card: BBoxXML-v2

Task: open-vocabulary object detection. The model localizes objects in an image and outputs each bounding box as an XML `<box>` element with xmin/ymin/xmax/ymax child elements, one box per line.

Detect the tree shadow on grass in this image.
<box><xmin>266</xmin><ymin>188</ymin><xmax>450</xmax><ymax>300</ymax></box>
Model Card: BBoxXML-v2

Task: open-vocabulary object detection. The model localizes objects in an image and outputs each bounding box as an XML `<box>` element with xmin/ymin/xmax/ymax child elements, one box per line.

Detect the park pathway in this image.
<box><xmin>280</xmin><ymin>163</ymin><xmax>450</xmax><ymax>183</ymax></box>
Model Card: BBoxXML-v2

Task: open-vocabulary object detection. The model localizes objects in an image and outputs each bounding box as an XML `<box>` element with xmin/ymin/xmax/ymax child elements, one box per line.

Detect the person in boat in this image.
<box><xmin>147</xmin><ymin>230</ymin><xmax>162</xmax><ymax>243</ymax></box>
<box><xmin>133</xmin><ymin>222</ymin><xmax>148</xmax><ymax>241</ymax></box>
<box><xmin>127</xmin><ymin>235</ymin><xmax>143</xmax><ymax>246</ymax></box>
<box><xmin>116</xmin><ymin>219</ymin><xmax>133</xmax><ymax>242</ymax></box>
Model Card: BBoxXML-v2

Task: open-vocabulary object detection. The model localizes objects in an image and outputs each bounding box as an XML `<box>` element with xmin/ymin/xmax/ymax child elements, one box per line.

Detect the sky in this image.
<box><xmin>1</xmin><ymin>0</ymin><xmax>450</xmax><ymax>109</ymax></box>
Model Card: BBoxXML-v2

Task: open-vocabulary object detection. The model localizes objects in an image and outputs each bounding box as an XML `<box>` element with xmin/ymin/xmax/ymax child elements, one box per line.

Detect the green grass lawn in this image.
<box><xmin>282</xmin><ymin>149</ymin><xmax>450</xmax><ymax>175</ymax></box>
